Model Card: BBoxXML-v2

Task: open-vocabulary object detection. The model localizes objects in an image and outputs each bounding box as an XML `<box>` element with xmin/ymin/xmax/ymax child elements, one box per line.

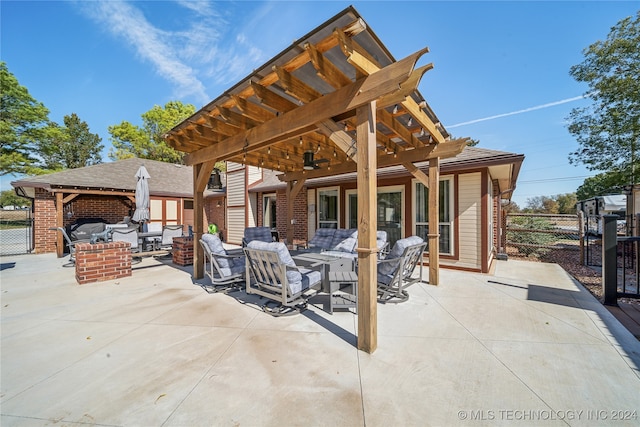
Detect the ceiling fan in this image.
<box><xmin>303</xmin><ymin>150</ymin><xmax>329</xmax><ymax>170</ymax></box>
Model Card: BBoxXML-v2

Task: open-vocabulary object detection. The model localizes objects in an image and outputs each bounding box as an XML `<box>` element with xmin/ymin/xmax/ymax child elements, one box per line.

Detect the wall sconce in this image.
<box><xmin>216</xmin><ymin>200</ymin><xmax>222</xmax><ymax>207</ymax></box>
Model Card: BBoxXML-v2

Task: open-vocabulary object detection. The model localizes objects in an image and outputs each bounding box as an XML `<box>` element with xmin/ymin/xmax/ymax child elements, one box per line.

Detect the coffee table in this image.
<box><xmin>292</xmin><ymin>252</ymin><xmax>354</xmax><ymax>293</ymax></box>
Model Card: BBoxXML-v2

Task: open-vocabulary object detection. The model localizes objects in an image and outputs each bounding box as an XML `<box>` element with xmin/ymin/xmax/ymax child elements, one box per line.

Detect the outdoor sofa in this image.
<box><xmin>306</xmin><ymin>228</ymin><xmax>389</xmax><ymax>260</ymax></box>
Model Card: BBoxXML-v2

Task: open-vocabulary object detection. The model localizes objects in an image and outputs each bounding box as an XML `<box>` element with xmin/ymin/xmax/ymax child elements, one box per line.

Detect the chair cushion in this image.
<box><xmin>247</xmin><ymin>240</ymin><xmax>319</xmax><ymax>294</ymax></box>
<box><xmin>308</xmin><ymin>228</ymin><xmax>336</xmax><ymax>249</ymax></box>
<box><xmin>244</xmin><ymin>226</ymin><xmax>273</xmax><ymax>243</ymax></box>
<box><xmin>246</xmin><ymin>241</ymin><xmax>296</xmax><ymax>267</ymax></box>
<box><xmin>288</xmin><ymin>268</ymin><xmax>322</xmax><ymax>295</ymax></box>
<box><xmin>379</xmin><ymin>236</ymin><xmax>424</xmax><ymax>276</ymax></box>
<box><xmin>202</xmin><ymin>233</ymin><xmax>233</xmax><ymax>268</ymax></box>
<box><xmin>330</xmin><ymin>228</ymin><xmax>358</xmax><ymax>253</ymax></box>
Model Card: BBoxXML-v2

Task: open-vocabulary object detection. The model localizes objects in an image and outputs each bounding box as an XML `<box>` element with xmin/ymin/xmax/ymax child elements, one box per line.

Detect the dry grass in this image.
<box><xmin>0</xmin><ymin>210</ymin><xmax>30</xmax><ymax>221</ymax></box>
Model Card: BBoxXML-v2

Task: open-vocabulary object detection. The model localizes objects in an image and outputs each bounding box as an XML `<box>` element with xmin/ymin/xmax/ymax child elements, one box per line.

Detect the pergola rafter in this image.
<box><xmin>165</xmin><ymin>6</ymin><xmax>469</xmax><ymax>353</ymax></box>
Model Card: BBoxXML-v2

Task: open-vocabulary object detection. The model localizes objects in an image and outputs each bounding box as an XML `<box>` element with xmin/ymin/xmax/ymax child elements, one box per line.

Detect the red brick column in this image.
<box><xmin>75</xmin><ymin>241</ymin><xmax>132</xmax><ymax>284</ymax></box>
<box><xmin>172</xmin><ymin>236</ymin><xmax>194</xmax><ymax>266</ymax></box>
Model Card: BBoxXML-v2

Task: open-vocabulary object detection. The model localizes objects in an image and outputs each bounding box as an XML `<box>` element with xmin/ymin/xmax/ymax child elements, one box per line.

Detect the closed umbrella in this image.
<box><xmin>132</xmin><ymin>165</ymin><xmax>151</xmax><ymax>224</ymax></box>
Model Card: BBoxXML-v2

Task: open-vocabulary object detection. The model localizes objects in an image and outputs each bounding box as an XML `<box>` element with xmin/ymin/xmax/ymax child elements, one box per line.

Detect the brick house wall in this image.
<box><xmin>253</xmin><ymin>189</ymin><xmax>307</xmax><ymax>244</ymax></box>
<box><xmin>65</xmin><ymin>196</ymin><xmax>132</xmax><ymax>226</ymax></box>
<box><xmin>33</xmin><ymin>188</ymin><xmax>56</xmax><ymax>254</ymax></box>
<box><xmin>204</xmin><ymin>196</ymin><xmax>226</xmax><ymax>240</ymax></box>
<box><xmin>33</xmin><ymin>190</ymin><xmax>133</xmax><ymax>255</ymax></box>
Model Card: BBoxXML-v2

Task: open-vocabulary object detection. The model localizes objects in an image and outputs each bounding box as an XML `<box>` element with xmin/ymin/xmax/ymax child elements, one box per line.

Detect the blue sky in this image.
<box><xmin>1</xmin><ymin>1</ymin><xmax>638</xmax><ymax>207</ymax></box>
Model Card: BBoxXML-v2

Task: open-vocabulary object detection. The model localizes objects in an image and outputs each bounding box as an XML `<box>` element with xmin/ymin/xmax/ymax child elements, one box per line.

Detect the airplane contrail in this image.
<box><xmin>447</xmin><ymin>95</ymin><xmax>588</xmax><ymax>129</ymax></box>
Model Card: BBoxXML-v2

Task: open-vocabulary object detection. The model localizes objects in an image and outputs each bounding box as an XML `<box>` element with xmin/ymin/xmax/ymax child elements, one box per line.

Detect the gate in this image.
<box><xmin>505</xmin><ymin>213</ymin><xmax>580</xmax><ymax>262</ymax></box>
<box><xmin>0</xmin><ymin>209</ymin><xmax>34</xmax><ymax>256</ymax></box>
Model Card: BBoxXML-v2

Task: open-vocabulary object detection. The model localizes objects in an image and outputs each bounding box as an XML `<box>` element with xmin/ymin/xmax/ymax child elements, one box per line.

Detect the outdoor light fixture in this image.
<box><xmin>207</xmin><ymin>169</ymin><xmax>222</xmax><ymax>190</ymax></box>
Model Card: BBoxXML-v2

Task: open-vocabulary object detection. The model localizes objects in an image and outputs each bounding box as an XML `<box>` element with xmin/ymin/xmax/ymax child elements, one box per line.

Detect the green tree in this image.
<box><xmin>555</xmin><ymin>193</ymin><xmax>578</xmax><ymax>214</ymax></box>
<box><xmin>39</xmin><ymin>113</ymin><xmax>103</xmax><ymax>170</ymax></box>
<box><xmin>524</xmin><ymin>193</ymin><xmax>577</xmax><ymax>214</ymax></box>
<box><xmin>108</xmin><ymin>101</ymin><xmax>195</xmax><ymax>163</ymax></box>
<box><xmin>567</xmin><ymin>12</ymin><xmax>640</xmax><ymax>188</ymax></box>
<box><xmin>0</xmin><ymin>61</ymin><xmax>51</xmax><ymax>175</ymax></box>
<box><xmin>0</xmin><ymin>189</ymin><xmax>30</xmax><ymax>208</ymax></box>
<box><xmin>525</xmin><ymin>196</ymin><xmax>558</xmax><ymax>214</ymax></box>
<box><xmin>576</xmin><ymin>171</ymin><xmax>627</xmax><ymax>200</ymax></box>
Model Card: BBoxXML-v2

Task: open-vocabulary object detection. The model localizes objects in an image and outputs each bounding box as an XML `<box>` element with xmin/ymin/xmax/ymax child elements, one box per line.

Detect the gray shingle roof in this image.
<box><xmin>11</xmin><ymin>158</ymin><xmax>195</xmax><ymax>198</ymax></box>
<box><xmin>250</xmin><ymin>146</ymin><xmax>524</xmax><ymax>192</ymax></box>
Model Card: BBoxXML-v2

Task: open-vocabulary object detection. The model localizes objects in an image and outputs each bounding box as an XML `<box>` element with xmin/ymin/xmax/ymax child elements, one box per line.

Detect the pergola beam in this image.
<box><xmin>184</xmin><ymin>47</ymin><xmax>430</xmax><ymax>166</ymax></box>
<box><xmin>278</xmin><ymin>138</ymin><xmax>468</xmax><ymax>182</ymax></box>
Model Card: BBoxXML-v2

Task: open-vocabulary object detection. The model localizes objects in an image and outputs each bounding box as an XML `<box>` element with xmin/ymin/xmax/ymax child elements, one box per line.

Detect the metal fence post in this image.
<box><xmin>602</xmin><ymin>214</ymin><xmax>618</xmax><ymax>306</ymax></box>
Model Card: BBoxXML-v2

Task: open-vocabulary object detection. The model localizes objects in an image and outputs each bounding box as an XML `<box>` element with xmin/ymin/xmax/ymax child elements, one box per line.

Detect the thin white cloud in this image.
<box><xmin>78</xmin><ymin>0</ymin><xmax>210</xmax><ymax>104</ymax></box>
<box><xmin>77</xmin><ymin>0</ymin><xmax>269</xmax><ymax>105</ymax></box>
<box><xmin>447</xmin><ymin>95</ymin><xmax>588</xmax><ymax>129</ymax></box>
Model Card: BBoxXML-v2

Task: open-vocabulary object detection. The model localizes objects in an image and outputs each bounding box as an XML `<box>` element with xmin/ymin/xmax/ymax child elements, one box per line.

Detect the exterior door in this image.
<box><xmin>346</xmin><ymin>186</ymin><xmax>404</xmax><ymax>248</ymax></box>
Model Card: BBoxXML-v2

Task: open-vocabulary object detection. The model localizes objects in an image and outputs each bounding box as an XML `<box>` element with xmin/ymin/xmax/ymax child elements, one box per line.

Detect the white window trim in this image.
<box><xmin>412</xmin><ymin>176</ymin><xmax>454</xmax><ymax>256</ymax></box>
<box><xmin>317</xmin><ymin>186</ymin><xmax>341</xmax><ymax>229</ymax></box>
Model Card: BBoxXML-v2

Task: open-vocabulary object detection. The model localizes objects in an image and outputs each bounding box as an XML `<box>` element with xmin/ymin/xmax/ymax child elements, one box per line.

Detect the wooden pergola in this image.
<box><xmin>165</xmin><ymin>7</ymin><xmax>468</xmax><ymax>353</ymax></box>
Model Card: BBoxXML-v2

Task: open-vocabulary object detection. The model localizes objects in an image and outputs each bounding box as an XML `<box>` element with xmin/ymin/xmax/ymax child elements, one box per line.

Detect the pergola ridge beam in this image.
<box><xmin>184</xmin><ymin>48</ymin><xmax>430</xmax><ymax>166</ymax></box>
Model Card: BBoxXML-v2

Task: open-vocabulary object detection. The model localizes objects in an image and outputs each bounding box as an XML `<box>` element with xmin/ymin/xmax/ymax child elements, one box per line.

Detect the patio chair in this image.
<box><xmin>143</xmin><ymin>222</ymin><xmax>163</xmax><ymax>250</ymax></box>
<box><xmin>110</xmin><ymin>227</ymin><xmax>142</xmax><ymax>262</ymax></box>
<box><xmin>200</xmin><ymin>233</ymin><xmax>246</xmax><ymax>293</ymax></box>
<box><xmin>242</xmin><ymin>226</ymin><xmax>275</xmax><ymax>247</ymax></box>
<box><xmin>158</xmin><ymin>224</ymin><xmax>184</xmax><ymax>251</ymax></box>
<box><xmin>377</xmin><ymin>236</ymin><xmax>427</xmax><ymax>303</ymax></box>
<box><xmin>244</xmin><ymin>240</ymin><xmax>322</xmax><ymax>316</ymax></box>
<box><xmin>52</xmin><ymin>227</ymin><xmax>79</xmax><ymax>267</ymax></box>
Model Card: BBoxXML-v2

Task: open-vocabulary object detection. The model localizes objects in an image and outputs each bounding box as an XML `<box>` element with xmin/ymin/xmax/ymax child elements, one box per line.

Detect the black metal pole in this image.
<box><xmin>602</xmin><ymin>215</ymin><xmax>618</xmax><ymax>306</ymax></box>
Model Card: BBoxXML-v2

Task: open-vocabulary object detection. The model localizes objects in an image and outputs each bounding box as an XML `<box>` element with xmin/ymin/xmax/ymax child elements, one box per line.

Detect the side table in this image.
<box><xmin>328</xmin><ymin>271</ymin><xmax>358</xmax><ymax>314</ymax></box>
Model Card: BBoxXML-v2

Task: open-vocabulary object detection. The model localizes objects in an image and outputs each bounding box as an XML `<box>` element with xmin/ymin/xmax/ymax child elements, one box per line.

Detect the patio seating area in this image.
<box><xmin>1</xmin><ymin>252</ymin><xmax>639</xmax><ymax>426</ymax></box>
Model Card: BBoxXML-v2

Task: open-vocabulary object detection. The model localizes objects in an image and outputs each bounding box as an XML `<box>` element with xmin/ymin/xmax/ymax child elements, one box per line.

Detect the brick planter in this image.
<box><xmin>172</xmin><ymin>236</ymin><xmax>194</xmax><ymax>266</ymax></box>
<box><xmin>75</xmin><ymin>241</ymin><xmax>132</xmax><ymax>285</ymax></box>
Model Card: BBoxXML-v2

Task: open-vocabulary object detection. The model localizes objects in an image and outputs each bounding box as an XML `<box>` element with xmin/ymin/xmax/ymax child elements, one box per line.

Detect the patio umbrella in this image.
<box><xmin>132</xmin><ymin>165</ymin><xmax>151</xmax><ymax>224</ymax></box>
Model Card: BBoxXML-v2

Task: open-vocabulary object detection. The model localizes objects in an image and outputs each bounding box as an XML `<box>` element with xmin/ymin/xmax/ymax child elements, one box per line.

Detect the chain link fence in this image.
<box><xmin>0</xmin><ymin>210</ymin><xmax>34</xmax><ymax>256</ymax></box>
<box><xmin>504</xmin><ymin>213</ymin><xmax>581</xmax><ymax>262</ymax></box>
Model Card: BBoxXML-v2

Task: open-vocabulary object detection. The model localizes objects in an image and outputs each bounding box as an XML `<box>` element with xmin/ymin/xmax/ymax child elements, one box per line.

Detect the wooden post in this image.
<box><xmin>56</xmin><ymin>192</ymin><xmax>64</xmax><ymax>258</ymax></box>
<box><xmin>284</xmin><ymin>179</ymin><xmax>305</xmax><ymax>248</ymax></box>
<box><xmin>356</xmin><ymin>101</ymin><xmax>377</xmax><ymax>354</ymax></box>
<box><xmin>286</xmin><ymin>181</ymin><xmax>295</xmax><ymax>248</ymax></box>
<box><xmin>193</xmin><ymin>164</ymin><xmax>204</xmax><ymax>279</ymax></box>
<box><xmin>428</xmin><ymin>157</ymin><xmax>440</xmax><ymax>285</ymax></box>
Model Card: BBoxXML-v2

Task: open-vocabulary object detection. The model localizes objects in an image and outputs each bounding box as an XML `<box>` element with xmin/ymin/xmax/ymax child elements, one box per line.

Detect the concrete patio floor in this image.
<box><xmin>1</xmin><ymin>253</ymin><xmax>639</xmax><ymax>426</ymax></box>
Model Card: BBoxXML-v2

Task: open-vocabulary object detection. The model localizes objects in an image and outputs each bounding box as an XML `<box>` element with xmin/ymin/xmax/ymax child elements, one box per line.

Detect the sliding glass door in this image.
<box><xmin>346</xmin><ymin>186</ymin><xmax>404</xmax><ymax>248</ymax></box>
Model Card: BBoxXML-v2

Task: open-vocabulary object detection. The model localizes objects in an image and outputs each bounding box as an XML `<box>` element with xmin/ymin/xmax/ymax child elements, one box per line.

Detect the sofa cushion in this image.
<box><xmin>330</xmin><ymin>228</ymin><xmax>358</xmax><ymax>253</ymax></box>
<box><xmin>244</xmin><ymin>226</ymin><xmax>273</xmax><ymax>244</ymax></box>
<box><xmin>308</xmin><ymin>228</ymin><xmax>336</xmax><ymax>249</ymax></box>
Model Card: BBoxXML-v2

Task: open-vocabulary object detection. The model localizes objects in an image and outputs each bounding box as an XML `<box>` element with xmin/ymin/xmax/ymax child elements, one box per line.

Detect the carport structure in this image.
<box><xmin>165</xmin><ymin>6</ymin><xmax>469</xmax><ymax>353</ymax></box>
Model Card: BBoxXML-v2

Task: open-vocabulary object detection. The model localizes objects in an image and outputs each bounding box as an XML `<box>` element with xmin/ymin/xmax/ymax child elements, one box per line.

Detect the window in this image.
<box><xmin>317</xmin><ymin>188</ymin><xmax>339</xmax><ymax>229</ymax></box>
<box><xmin>263</xmin><ymin>194</ymin><xmax>277</xmax><ymax>230</ymax></box>
<box><xmin>413</xmin><ymin>178</ymin><xmax>453</xmax><ymax>255</ymax></box>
